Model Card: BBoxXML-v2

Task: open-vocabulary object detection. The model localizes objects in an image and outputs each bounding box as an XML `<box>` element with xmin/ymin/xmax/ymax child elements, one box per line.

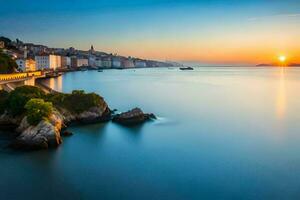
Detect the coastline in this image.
<box><xmin>0</xmin><ymin>81</ymin><xmax>155</xmax><ymax>150</ymax></box>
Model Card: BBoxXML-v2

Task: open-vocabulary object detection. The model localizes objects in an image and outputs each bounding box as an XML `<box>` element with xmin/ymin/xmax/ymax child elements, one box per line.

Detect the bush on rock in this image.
<box><xmin>25</xmin><ymin>98</ymin><xmax>53</xmax><ymax>125</ymax></box>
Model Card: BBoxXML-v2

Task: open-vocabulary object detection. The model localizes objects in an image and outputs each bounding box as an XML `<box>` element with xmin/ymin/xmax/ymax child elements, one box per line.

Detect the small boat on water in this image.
<box><xmin>98</xmin><ymin>69</ymin><xmax>103</xmax><ymax>72</ymax></box>
<box><xmin>180</xmin><ymin>67</ymin><xmax>194</xmax><ymax>70</ymax></box>
<box><xmin>46</xmin><ymin>72</ymin><xmax>63</xmax><ymax>78</ymax></box>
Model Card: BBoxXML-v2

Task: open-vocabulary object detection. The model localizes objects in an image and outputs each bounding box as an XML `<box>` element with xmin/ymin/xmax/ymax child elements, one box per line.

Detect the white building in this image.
<box><xmin>16</xmin><ymin>59</ymin><xmax>36</xmax><ymax>72</ymax></box>
<box><xmin>95</xmin><ymin>58</ymin><xmax>102</xmax><ymax>67</ymax></box>
<box><xmin>102</xmin><ymin>57</ymin><xmax>112</xmax><ymax>68</ymax></box>
<box><xmin>112</xmin><ymin>57</ymin><xmax>122</xmax><ymax>68</ymax></box>
<box><xmin>135</xmin><ymin>60</ymin><xmax>147</xmax><ymax>68</ymax></box>
<box><xmin>88</xmin><ymin>56</ymin><xmax>97</xmax><ymax>67</ymax></box>
<box><xmin>35</xmin><ymin>54</ymin><xmax>61</xmax><ymax>70</ymax></box>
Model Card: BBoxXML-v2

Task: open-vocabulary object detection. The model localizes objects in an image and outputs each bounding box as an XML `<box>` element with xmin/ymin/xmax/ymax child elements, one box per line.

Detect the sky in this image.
<box><xmin>1</xmin><ymin>0</ymin><xmax>300</xmax><ymax>64</ymax></box>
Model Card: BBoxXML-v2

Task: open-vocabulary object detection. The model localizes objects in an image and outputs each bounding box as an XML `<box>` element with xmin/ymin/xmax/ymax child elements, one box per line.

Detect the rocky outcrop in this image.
<box><xmin>11</xmin><ymin>113</ymin><xmax>63</xmax><ymax>150</ymax></box>
<box><xmin>58</xmin><ymin>106</ymin><xmax>111</xmax><ymax>125</ymax></box>
<box><xmin>9</xmin><ymin>106</ymin><xmax>111</xmax><ymax>150</ymax></box>
<box><xmin>112</xmin><ymin>108</ymin><xmax>156</xmax><ymax>126</ymax></box>
<box><xmin>0</xmin><ymin>86</ymin><xmax>112</xmax><ymax>150</ymax></box>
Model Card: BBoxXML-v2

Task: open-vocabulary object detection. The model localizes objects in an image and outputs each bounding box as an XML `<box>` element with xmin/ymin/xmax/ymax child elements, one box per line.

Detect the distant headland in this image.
<box><xmin>256</xmin><ymin>63</ymin><xmax>300</xmax><ymax>67</ymax></box>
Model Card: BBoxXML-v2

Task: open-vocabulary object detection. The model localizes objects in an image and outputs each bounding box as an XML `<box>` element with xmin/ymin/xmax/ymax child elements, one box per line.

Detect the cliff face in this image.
<box><xmin>12</xmin><ymin>113</ymin><xmax>63</xmax><ymax>150</ymax></box>
<box><xmin>0</xmin><ymin>86</ymin><xmax>111</xmax><ymax>150</ymax></box>
<box><xmin>8</xmin><ymin>107</ymin><xmax>111</xmax><ymax>150</ymax></box>
<box><xmin>10</xmin><ymin>106</ymin><xmax>111</xmax><ymax>150</ymax></box>
<box><xmin>58</xmin><ymin>105</ymin><xmax>111</xmax><ymax>125</ymax></box>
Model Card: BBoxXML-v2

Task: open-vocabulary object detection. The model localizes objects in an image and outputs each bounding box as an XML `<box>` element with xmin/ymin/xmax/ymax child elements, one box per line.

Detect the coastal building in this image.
<box><xmin>35</xmin><ymin>54</ymin><xmax>61</xmax><ymax>70</ymax></box>
<box><xmin>71</xmin><ymin>57</ymin><xmax>88</xmax><ymax>68</ymax></box>
<box><xmin>112</xmin><ymin>57</ymin><xmax>122</xmax><ymax>68</ymax></box>
<box><xmin>71</xmin><ymin>57</ymin><xmax>77</xmax><ymax>68</ymax></box>
<box><xmin>95</xmin><ymin>58</ymin><xmax>102</xmax><ymax>67</ymax></box>
<box><xmin>101</xmin><ymin>57</ymin><xmax>112</xmax><ymax>68</ymax></box>
<box><xmin>16</xmin><ymin>58</ymin><xmax>36</xmax><ymax>72</ymax></box>
<box><xmin>0</xmin><ymin>41</ymin><xmax>4</xmax><ymax>49</ymax></box>
<box><xmin>89</xmin><ymin>45</ymin><xmax>95</xmax><ymax>55</ymax></box>
<box><xmin>122</xmin><ymin>58</ymin><xmax>135</xmax><ymax>68</ymax></box>
<box><xmin>134</xmin><ymin>60</ymin><xmax>147</xmax><ymax>68</ymax></box>
<box><xmin>88</xmin><ymin>56</ymin><xmax>97</xmax><ymax>67</ymax></box>
<box><xmin>61</xmin><ymin>56</ymin><xmax>71</xmax><ymax>68</ymax></box>
<box><xmin>77</xmin><ymin>58</ymin><xmax>89</xmax><ymax>67</ymax></box>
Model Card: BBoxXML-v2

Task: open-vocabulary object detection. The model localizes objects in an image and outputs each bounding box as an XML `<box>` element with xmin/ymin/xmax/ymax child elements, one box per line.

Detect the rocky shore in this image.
<box><xmin>0</xmin><ymin>86</ymin><xmax>155</xmax><ymax>150</ymax></box>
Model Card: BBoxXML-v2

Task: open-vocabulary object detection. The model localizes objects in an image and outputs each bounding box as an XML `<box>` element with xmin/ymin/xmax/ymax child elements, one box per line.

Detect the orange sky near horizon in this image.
<box><xmin>105</xmin><ymin>38</ymin><xmax>300</xmax><ymax>65</ymax></box>
<box><xmin>87</xmin><ymin>13</ymin><xmax>300</xmax><ymax>65</ymax></box>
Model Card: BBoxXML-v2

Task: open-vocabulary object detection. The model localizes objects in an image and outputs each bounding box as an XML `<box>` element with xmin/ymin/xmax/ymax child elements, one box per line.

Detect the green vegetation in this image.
<box><xmin>25</xmin><ymin>99</ymin><xmax>53</xmax><ymax>125</ymax></box>
<box><xmin>7</xmin><ymin>86</ymin><xmax>46</xmax><ymax>116</ymax></box>
<box><xmin>0</xmin><ymin>86</ymin><xmax>105</xmax><ymax>118</ymax></box>
<box><xmin>0</xmin><ymin>50</ymin><xmax>18</xmax><ymax>73</ymax></box>
<box><xmin>46</xmin><ymin>90</ymin><xmax>105</xmax><ymax>114</ymax></box>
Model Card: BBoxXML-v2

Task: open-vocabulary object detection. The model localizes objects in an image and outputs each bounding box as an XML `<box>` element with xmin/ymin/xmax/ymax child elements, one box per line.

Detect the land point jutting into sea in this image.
<box><xmin>0</xmin><ymin>36</ymin><xmax>160</xmax><ymax>150</ymax></box>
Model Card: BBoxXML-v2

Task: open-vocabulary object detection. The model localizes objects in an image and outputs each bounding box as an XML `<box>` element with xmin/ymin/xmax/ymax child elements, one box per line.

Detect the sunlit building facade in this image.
<box><xmin>16</xmin><ymin>58</ymin><xmax>36</xmax><ymax>72</ymax></box>
<box><xmin>35</xmin><ymin>54</ymin><xmax>61</xmax><ymax>70</ymax></box>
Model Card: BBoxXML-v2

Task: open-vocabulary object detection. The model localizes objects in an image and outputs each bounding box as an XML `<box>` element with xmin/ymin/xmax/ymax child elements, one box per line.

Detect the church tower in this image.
<box><xmin>24</xmin><ymin>46</ymin><xmax>28</xmax><ymax>59</ymax></box>
<box><xmin>90</xmin><ymin>45</ymin><xmax>95</xmax><ymax>54</ymax></box>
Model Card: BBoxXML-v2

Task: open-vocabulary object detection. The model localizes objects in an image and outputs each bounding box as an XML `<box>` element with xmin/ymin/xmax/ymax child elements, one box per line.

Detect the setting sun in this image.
<box><xmin>278</xmin><ymin>55</ymin><xmax>286</xmax><ymax>63</ymax></box>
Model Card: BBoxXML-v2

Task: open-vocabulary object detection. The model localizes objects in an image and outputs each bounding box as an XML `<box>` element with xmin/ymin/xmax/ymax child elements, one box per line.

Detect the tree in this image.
<box><xmin>0</xmin><ymin>50</ymin><xmax>18</xmax><ymax>73</ymax></box>
<box><xmin>25</xmin><ymin>98</ymin><xmax>53</xmax><ymax>125</ymax></box>
<box><xmin>46</xmin><ymin>90</ymin><xmax>105</xmax><ymax>114</ymax></box>
<box><xmin>8</xmin><ymin>86</ymin><xmax>45</xmax><ymax>115</ymax></box>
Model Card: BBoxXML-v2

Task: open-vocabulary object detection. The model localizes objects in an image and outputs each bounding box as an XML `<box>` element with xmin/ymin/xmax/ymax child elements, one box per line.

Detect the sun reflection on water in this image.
<box><xmin>276</xmin><ymin>67</ymin><xmax>286</xmax><ymax>119</ymax></box>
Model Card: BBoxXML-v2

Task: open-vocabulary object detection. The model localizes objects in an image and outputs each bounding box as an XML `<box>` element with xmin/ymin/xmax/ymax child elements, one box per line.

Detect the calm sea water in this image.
<box><xmin>1</xmin><ymin>67</ymin><xmax>300</xmax><ymax>200</ymax></box>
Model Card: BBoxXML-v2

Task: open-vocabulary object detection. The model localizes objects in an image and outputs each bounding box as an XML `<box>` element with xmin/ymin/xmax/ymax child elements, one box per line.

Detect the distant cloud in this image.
<box><xmin>248</xmin><ymin>13</ymin><xmax>300</xmax><ymax>21</ymax></box>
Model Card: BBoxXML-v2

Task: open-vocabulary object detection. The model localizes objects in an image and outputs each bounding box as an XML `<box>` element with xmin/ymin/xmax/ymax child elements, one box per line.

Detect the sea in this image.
<box><xmin>1</xmin><ymin>67</ymin><xmax>300</xmax><ymax>200</ymax></box>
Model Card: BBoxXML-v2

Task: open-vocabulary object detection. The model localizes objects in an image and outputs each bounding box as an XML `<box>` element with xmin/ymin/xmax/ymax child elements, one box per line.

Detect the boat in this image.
<box><xmin>98</xmin><ymin>69</ymin><xmax>103</xmax><ymax>72</ymax></box>
<box><xmin>180</xmin><ymin>67</ymin><xmax>194</xmax><ymax>70</ymax></box>
<box><xmin>45</xmin><ymin>72</ymin><xmax>63</xmax><ymax>78</ymax></box>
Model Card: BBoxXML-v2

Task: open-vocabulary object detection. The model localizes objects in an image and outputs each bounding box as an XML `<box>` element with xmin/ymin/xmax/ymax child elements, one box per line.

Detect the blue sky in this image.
<box><xmin>1</xmin><ymin>0</ymin><xmax>300</xmax><ymax>63</ymax></box>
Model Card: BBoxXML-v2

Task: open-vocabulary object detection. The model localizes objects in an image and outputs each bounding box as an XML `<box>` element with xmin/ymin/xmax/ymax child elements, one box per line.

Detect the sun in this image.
<box><xmin>278</xmin><ymin>55</ymin><xmax>286</xmax><ymax>63</ymax></box>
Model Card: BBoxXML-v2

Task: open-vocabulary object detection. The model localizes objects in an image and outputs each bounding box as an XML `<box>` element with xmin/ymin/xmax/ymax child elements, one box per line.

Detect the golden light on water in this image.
<box><xmin>276</xmin><ymin>67</ymin><xmax>286</xmax><ymax>119</ymax></box>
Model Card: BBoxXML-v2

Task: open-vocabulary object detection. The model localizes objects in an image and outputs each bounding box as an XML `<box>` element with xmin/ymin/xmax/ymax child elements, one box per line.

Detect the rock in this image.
<box><xmin>77</xmin><ymin>107</ymin><xmax>111</xmax><ymax>123</ymax></box>
<box><xmin>61</xmin><ymin>130</ymin><xmax>73</xmax><ymax>137</ymax></box>
<box><xmin>112</xmin><ymin>108</ymin><xmax>156</xmax><ymax>126</ymax></box>
<box><xmin>11</xmin><ymin>113</ymin><xmax>63</xmax><ymax>150</ymax></box>
<box><xmin>59</xmin><ymin>106</ymin><xmax>111</xmax><ymax>125</ymax></box>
